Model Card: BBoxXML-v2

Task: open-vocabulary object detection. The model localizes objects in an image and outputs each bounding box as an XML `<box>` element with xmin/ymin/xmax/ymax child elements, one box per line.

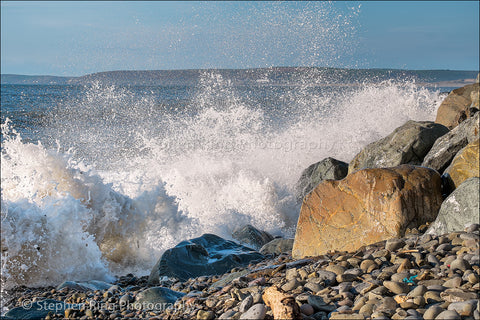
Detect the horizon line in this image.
<box><xmin>2</xmin><ymin>66</ymin><xmax>479</xmax><ymax>78</ymax></box>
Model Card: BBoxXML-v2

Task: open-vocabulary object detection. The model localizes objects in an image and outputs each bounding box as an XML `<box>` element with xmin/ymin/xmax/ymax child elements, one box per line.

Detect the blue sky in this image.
<box><xmin>1</xmin><ymin>1</ymin><xmax>479</xmax><ymax>76</ymax></box>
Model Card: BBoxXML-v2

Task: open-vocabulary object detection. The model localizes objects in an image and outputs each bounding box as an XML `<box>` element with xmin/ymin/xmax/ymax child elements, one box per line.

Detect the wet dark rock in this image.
<box><xmin>148</xmin><ymin>233</ymin><xmax>264</xmax><ymax>283</ymax></box>
<box><xmin>4</xmin><ymin>299</ymin><xmax>65</xmax><ymax>320</ymax></box>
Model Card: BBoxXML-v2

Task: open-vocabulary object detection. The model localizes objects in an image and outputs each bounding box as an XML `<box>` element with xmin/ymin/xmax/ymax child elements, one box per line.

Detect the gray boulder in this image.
<box><xmin>426</xmin><ymin>177</ymin><xmax>480</xmax><ymax>236</ymax></box>
<box><xmin>134</xmin><ymin>287</ymin><xmax>185</xmax><ymax>310</ymax></box>
<box><xmin>349</xmin><ymin>120</ymin><xmax>449</xmax><ymax>174</ymax></box>
<box><xmin>259</xmin><ymin>238</ymin><xmax>294</xmax><ymax>255</ymax></box>
<box><xmin>232</xmin><ymin>224</ymin><xmax>274</xmax><ymax>250</ymax></box>
<box><xmin>422</xmin><ymin>112</ymin><xmax>479</xmax><ymax>173</ymax></box>
<box><xmin>148</xmin><ymin>234</ymin><xmax>264</xmax><ymax>283</ymax></box>
<box><xmin>295</xmin><ymin>157</ymin><xmax>348</xmax><ymax>201</ymax></box>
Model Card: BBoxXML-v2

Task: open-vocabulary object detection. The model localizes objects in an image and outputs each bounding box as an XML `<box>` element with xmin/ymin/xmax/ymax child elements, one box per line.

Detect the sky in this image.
<box><xmin>1</xmin><ymin>1</ymin><xmax>479</xmax><ymax>76</ymax></box>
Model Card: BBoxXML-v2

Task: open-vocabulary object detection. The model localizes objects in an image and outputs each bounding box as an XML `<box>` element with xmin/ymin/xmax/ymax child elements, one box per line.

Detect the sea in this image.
<box><xmin>0</xmin><ymin>68</ymin><xmax>477</xmax><ymax>299</ymax></box>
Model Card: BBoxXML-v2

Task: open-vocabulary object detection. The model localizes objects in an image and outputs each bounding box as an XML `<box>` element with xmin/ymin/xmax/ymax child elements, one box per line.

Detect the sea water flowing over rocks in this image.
<box><xmin>2</xmin><ymin>77</ymin><xmax>479</xmax><ymax>319</ymax></box>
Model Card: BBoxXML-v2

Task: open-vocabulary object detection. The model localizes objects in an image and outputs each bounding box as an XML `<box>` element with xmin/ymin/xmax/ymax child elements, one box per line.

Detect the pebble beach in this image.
<box><xmin>2</xmin><ymin>223</ymin><xmax>479</xmax><ymax>320</ymax></box>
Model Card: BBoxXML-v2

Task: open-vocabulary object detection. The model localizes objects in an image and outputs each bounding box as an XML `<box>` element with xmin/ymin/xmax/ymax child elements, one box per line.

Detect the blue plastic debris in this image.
<box><xmin>402</xmin><ymin>275</ymin><xmax>418</xmax><ymax>284</ymax></box>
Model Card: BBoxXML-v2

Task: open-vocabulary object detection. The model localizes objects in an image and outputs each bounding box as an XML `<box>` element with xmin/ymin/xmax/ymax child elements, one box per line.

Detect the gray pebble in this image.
<box><xmin>281</xmin><ymin>278</ymin><xmax>300</xmax><ymax>292</ymax></box>
<box><xmin>450</xmin><ymin>258</ymin><xmax>471</xmax><ymax>271</ymax></box>
<box><xmin>423</xmin><ymin>305</ymin><xmax>444</xmax><ymax>319</ymax></box>
<box><xmin>384</xmin><ymin>281</ymin><xmax>411</xmax><ymax>294</ymax></box>
<box><xmin>447</xmin><ymin>300</ymin><xmax>478</xmax><ymax>317</ymax></box>
<box><xmin>219</xmin><ymin>310</ymin><xmax>237</xmax><ymax>319</ymax></box>
<box><xmin>386</xmin><ymin>239</ymin><xmax>405</xmax><ymax>251</ymax></box>
<box><xmin>300</xmin><ymin>303</ymin><xmax>315</xmax><ymax>316</ymax></box>
<box><xmin>407</xmin><ymin>284</ymin><xmax>427</xmax><ymax>298</ymax></box>
<box><xmin>239</xmin><ymin>295</ymin><xmax>253</xmax><ymax>313</ymax></box>
<box><xmin>239</xmin><ymin>303</ymin><xmax>266</xmax><ymax>320</ymax></box>
<box><xmin>304</xmin><ymin>281</ymin><xmax>323</xmax><ymax>293</ymax></box>
<box><xmin>443</xmin><ymin>277</ymin><xmax>462</xmax><ymax>288</ymax></box>
<box><xmin>435</xmin><ymin>310</ymin><xmax>461</xmax><ymax>320</ymax></box>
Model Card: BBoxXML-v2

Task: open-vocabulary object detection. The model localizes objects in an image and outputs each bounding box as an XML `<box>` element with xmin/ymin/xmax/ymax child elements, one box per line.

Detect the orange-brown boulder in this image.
<box><xmin>443</xmin><ymin>139</ymin><xmax>480</xmax><ymax>190</ymax></box>
<box><xmin>435</xmin><ymin>83</ymin><xmax>479</xmax><ymax>129</ymax></box>
<box><xmin>292</xmin><ymin>165</ymin><xmax>443</xmax><ymax>259</ymax></box>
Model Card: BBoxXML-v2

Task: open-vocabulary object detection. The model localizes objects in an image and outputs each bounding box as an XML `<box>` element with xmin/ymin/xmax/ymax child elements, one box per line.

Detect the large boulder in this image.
<box><xmin>148</xmin><ymin>234</ymin><xmax>264</xmax><ymax>283</ymax></box>
<box><xmin>292</xmin><ymin>165</ymin><xmax>443</xmax><ymax>259</ymax></box>
<box><xmin>426</xmin><ymin>178</ymin><xmax>480</xmax><ymax>236</ymax></box>
<box><xmin>435</xmin><ymin>83</ymin><xmax>480</xmax><ymax>129</ymax></box>
<box><xmin>443</xmin><ymin>139</ymin><xmax>480</xmax><ymax>190</ymax></box>
<box><xmin>348</xmin><ymin>121</ymin><xmax>449</xmax><ymax>174</ymax></box>
<box><xmin>422</xmin><ymin>112</ymin><xmax>479</xmax><ymax>173</ymax></box>
<box><xmin>295</xmin><ymin>157</ymin><xmax>348</xmax><ymax>201</ymax></box>
<box><xmin>232</xmin><ymin>224</ymin><xmax>274</xmax><ymax>250</ymax></box>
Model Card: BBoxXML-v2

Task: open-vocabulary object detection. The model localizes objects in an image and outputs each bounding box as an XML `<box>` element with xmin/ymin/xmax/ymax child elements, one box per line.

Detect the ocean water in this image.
<box><xmin>1</xmin><ymin>69</ymin><xmax>450</xmax><ymax>294</ymax></box>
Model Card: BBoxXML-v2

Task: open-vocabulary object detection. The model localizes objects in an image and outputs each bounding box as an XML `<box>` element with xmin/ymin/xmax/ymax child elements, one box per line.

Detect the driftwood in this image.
<box><xmin>262</xmin><ymin>286</ymin><xmax>302</xmax><ymax>320</ymax></box>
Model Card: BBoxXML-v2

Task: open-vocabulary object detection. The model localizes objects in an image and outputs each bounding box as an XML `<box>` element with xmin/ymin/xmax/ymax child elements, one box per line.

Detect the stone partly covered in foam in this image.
<box><xmin>293</xmin><ymin>165</ymin><xmax>443</xmax><ymax>259</ymax></box>
<box><xmin>426</xmin><ymin>177</ymin><xmax>480</xmax><ymax>236</ymax></box>
<box><xmin>148</xmin><ymin>234</ymin><xmax>264</xmax><ymax>283</ymax></box>
<box><xmin>443</xmin><ymin>139</ymin><xmax>480</xmax><ymax>190</ymax></box>
<box><xmin>295</xmin><ymin>157</ymin><xmax>348</xmax><ymax>202</ymax></box>
<box><xmin>348</xmin><ymin>120</ymin><xmax>448</xmax><ymax>174</ymax></box>
<box><xmin>231</xmin><ymin>224</ymin><xmax>274</xmax><ymax>250</ymax></box>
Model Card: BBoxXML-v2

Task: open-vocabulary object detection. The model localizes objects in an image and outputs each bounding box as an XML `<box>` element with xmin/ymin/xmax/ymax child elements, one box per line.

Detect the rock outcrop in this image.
<box><xmin>293</xmin><ymin>165</ymin><xmax>443</xmax><ymax>259</ymax></box>
<box><xmin>435</xmin><ymin>83</ymin><xmax>480</xmax><ymax>129</ymax></box>
<box><xmin>422</xmin><ymin>112</ymin><xmax>479</xmax><ymax>173</ymax></box>
<box><xmin>443</xmin><ymin>139</ymin><xmax>480</xmax><ymax>190</ymax></box>
<box><xmin>348</xmin><ymin>121</ymin><xmax>448</xmax><ymax>174</ymax></box>
<box><xmin>148</xmin><ymin>234</ymin><xmax>264</xmax><ymax>283</ymax></box>
<box><xmin>426</xmin><ymin>177</ymin><xmax>480</xmax><ymax>236</ymax></box>
<box><xmin>295</xmin><ymin>157</ymin><xmax>348</xmax><ymax>201</ymax></box>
